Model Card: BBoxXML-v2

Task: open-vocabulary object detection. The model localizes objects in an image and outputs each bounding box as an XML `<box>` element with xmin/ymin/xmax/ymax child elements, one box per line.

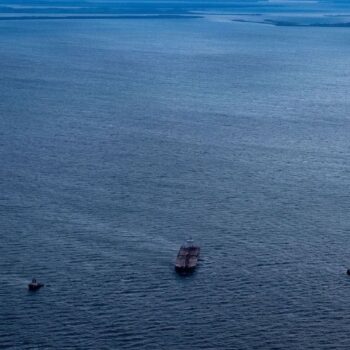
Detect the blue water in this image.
<box><xmin>1</xmin><ymin>17</ymin><xmax>350</xmax><ymax>349</ymax></box>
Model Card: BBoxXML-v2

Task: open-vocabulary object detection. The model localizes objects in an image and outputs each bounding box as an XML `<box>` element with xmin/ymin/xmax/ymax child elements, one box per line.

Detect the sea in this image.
<box><xmin>1</xmin><ymin>9</ymin><xmax>350</xmax><ymax>350</ymax></box>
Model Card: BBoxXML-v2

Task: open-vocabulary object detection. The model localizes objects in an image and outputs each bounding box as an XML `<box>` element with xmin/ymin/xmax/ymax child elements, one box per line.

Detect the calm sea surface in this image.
<box><xmin>1</xmin><ymin>17</ymin><xmax>350</xmax><ymax>349</ymax></box>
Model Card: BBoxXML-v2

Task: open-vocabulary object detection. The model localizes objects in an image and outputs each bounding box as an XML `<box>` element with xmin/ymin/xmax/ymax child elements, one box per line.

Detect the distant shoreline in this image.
<box><xmin>0</xmin><ymin>13</ymin><xmax>349</xmax><ymax>28</ymax></box>
<box><xmin>0</xmin><ymin>14</ymin><xmax>203</xmax><ymax>21</ymax></box>
<box><xmin>232</xmin><ymin>19</ymin><xmax>350</xmax><ymax>27</ymax></box>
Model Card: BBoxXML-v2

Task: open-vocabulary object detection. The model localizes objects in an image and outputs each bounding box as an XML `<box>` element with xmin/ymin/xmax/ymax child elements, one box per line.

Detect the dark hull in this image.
<box><xmin>175</xmin><ymin>265</ymin><xmax>196</xmax><ymax>274</ymax></box>
<box><xmin>28</xmin><ymin>283</ymin><xmax>44</xmax><ymax>291</ymax></box>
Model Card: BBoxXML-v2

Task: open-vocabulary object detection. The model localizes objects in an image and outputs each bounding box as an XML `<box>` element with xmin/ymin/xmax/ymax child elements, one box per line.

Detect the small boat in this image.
<box><xmin>28</xmin><ymin>278</ymin><xmax>44</xmax><ymax>291</ymax></box>
<box><xmin>175</xmin><ymin>239</ymin><xmax>200</xmax><ymax>273</ymax></box>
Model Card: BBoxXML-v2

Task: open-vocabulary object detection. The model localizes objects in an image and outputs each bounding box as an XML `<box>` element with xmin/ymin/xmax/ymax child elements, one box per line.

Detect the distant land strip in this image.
<box><xmin>265</xmin><ymin>20</ymin><xmax>350</xmax><ymax>27</ymax></box>
<box><xmin>232</xmin><ymin>19</ymin><xmax>350</xmax><ymax>27</ymax></box>
<box><xmin>0</xmin><ymin>14</ymin><xmax>202</xmax><ymax>21</ymax></box>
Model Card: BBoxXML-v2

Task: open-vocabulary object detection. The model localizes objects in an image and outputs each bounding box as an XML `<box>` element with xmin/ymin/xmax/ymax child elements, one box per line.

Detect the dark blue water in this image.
<box><xmin>1</xmin><ymin>17</ymin><xmax>350</xmax><ymax>349</ymax></box>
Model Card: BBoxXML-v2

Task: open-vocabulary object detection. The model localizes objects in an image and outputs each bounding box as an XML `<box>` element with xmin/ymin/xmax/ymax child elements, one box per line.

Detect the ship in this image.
<box><xmin>28</xmin><ymin>278</ymin><xmax>44</xmax><ymax>291</ymax></box>
<box><xmin>175</xmin><ymin>239</ymin><xmax>200</xmax><ymax>273</ymax></box>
